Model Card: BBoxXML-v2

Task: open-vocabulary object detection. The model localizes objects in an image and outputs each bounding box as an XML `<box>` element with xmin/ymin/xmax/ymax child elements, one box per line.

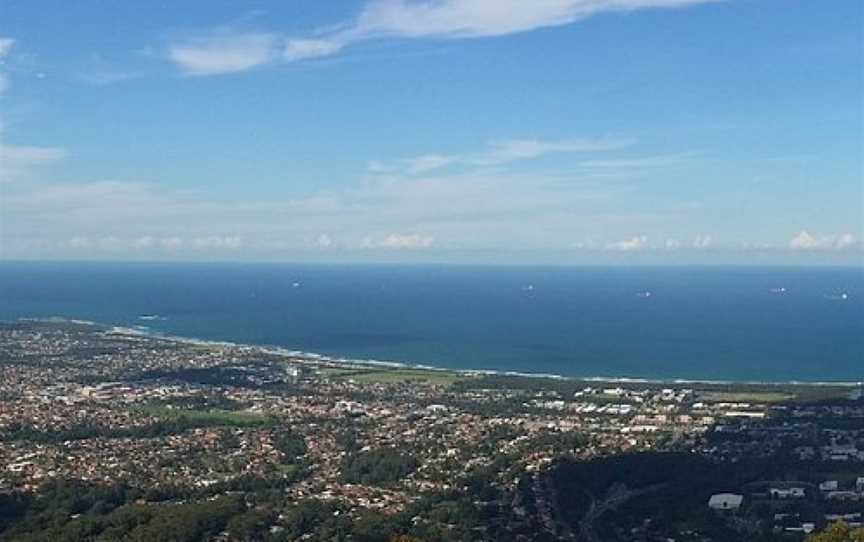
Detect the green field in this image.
<box><xmin>320</xmin><ymin>366</ymin><xmax>466</xmax><ymax>386</ymax></box>
<box><xmin>697</xmin><ymin>391</ymin><xmax>796</xmax><ymax>404</ymax></box>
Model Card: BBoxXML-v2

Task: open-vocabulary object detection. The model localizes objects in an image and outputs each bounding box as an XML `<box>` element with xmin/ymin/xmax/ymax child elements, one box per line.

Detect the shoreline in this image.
<box><xmin>14</xmin><ymin>316</ymin><xmax>864</xmax><ymax>388</ymax></box>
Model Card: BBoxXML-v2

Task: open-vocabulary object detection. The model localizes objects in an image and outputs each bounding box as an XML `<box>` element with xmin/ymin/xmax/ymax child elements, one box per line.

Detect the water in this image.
<box><xmin>0</xmin><ymin>262</ymin><xmax>862</xmax><ymax>382</ymax></box>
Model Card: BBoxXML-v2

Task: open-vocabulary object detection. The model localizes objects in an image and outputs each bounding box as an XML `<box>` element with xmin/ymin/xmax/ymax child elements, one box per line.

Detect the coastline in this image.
<box><xmin>15</xmin><ymin>316</ymin><xmax>864</xmax><ymax>388</ymax></box>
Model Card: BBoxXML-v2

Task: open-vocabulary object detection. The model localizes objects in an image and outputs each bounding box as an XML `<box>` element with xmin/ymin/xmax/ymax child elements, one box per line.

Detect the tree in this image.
<box><xmin>340</xmin><ymin>449</ymin><xmax>419</xmax><ymax>486</ymax></box>
<box><xmin>807</xmin><ymin>522</ymin><xmax>864</xmax><ymax>542</ymax></box>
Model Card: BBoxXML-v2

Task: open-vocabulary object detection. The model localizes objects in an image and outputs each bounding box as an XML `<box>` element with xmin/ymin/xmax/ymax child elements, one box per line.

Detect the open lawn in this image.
<box><xmin>320</xmin><ymin>366</ymin><xmax>466</xmax><ymax>386</ymax></box>
<box><xmin>697</xmin><ymin>391</ymin><xmax>796</xmax><ymax>404</ymax></box>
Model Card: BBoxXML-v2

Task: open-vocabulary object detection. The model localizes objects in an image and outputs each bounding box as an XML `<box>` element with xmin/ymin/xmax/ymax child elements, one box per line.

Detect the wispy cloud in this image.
<box><xmin>285</xmin><ymin>0</ymin><xmax>719</xmax><ymax>62</ymax></box>
<box><xmin>578</xmin><ymin>153</ymin><xmax>697</xmax><ymax>169</ymax></box>
<box><xmin>373</xmin><ymin>136</ymin><xmax>635</xmax><ymax>175</ymax></box>
<box><xmin>0</xmin><ymin>143</ymin><xmax>67</xmax><ymax>182</ymax></box>
<box><xmin>163</xmin><ymin>0</ymin><xmax>718</xmax><ymax>75</ymax></box>
<box><xmin>0</xmin><ymin>131</ymin><xmax>702</xmax><ymax>257</ymax></box>
<box><xmin>283</xmin><ymin>38</ymin><xmax>346</xmax><ymax>62</ymax></box>
<box><xmin>76</xmin><ymin>54</ymin><xmax>144</xmax><ymax>85</ymax></box>
<box><xmin>166</xmin><ymin>31</ymin><xmax>281</xmax><ymax>76</ymax></box>
<box><xmin>0</xmin><ymin>37</ymin><xmax>15</xmax><ymax>94</ymax></box>
<box><xmin>476</xmin><ymin>137</ymin><xmax>636</xmax><ymax>165</ymax></box>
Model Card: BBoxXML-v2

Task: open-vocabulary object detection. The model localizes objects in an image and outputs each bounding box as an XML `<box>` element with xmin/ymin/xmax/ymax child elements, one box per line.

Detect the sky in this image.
<box><xmin>0</xmin><ymin>0</ymin><xmax>862</xmax><ymax>264</ymax></box>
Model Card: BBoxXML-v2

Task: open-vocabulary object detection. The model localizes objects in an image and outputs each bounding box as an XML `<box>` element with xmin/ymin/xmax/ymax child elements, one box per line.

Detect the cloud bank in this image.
<box><xmin>789</xmin><ymin>231</ymin><xmax>859</xmax><ymax>251</ymax></box>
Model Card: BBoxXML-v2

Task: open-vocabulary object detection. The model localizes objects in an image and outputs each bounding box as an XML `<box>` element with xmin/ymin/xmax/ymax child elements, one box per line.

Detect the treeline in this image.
<box><xmin>0</xmin><ymin>474</ymin><xmax>521</xmax><ymax>542</ymax></box>
<box><xmin>272</xmin><ymin>429</ymin><xmax>307</xmax><ymax>459</ymax></box>
<box><xmin>340</xmin><ymin>448</ymin><xmax>419</xmax><ymax>486</ymax></box>
<box><xmin>0</xmin><ymin>480</ymin><xmax>255</xmax><ymax>542</ymax></box>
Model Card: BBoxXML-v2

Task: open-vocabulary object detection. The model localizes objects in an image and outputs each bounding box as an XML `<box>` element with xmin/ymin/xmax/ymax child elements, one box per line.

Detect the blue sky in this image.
<box><xmin>0</xmin><ymin>0</ymin><xmax>862</xmax><ymax>263</ymax></box>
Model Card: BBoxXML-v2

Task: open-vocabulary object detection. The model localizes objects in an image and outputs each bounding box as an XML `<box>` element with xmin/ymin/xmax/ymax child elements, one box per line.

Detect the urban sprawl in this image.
<box><xmin>1</xmin><ymin>320</ymin><xmax>862</xmax><ymax>541</ymax></box>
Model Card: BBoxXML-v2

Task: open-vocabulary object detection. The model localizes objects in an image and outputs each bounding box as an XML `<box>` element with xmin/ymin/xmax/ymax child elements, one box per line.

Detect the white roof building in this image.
<box><xmin>708</xmin><ymin>493</ymin><xmax>743</xmax><ymax>511</ymax></box>
<box><xmin>819</xmin><ymin>480</ymin><xmax>839</xmax><ymax>492</ymax></box>
<box><xmin>770</xmin><ymin>487</ymin><xmax>806</xmax><ymax>499</ymax></box>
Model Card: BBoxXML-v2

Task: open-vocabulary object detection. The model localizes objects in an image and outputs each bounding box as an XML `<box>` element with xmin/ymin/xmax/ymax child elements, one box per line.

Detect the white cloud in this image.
<box><xmin>167</xmin><ymin>31</ymin><xmax>281</xmax><ymax>75</ymax></box>
<box><xmin>160</xmin><ymin>237</ymin><xmax>184</xmax><ymax>249</ymax></box>
<box><xmin>835</xmin><ymin>233</ymin><xmax>857</xmax><ymax>250</ymax></box>
<box><xmin>572</xmin><ymin>239</ymin><xmax>597</xmax><ymax>249</ymax></box>
<box><xmin>665</xmin><ymin>238</ymin><xmax>681</xmax><ymax>250</ymax></box>
<box><xmin>132</xmin><ymin>236</ymin><xmax>155</xmax><ymax>249</ymax></box>
<box><xmin>378</xmin><ymin>136</ymin><xmax>634</xmax><ymax>175</ymax></box>
<box><xmin>692</xmin><ymin>234</ymin><xmax>712</xmax><ymax>249</ymax></box>
<box><xmin>65</xmin><ymin>236</ymin><xmax>123</xmax><ymax>250</ymax></box>
<box><xmin>166</xmin><ymin>1</ymin><xmax>716</xmax><ymax>75</ymax></box>
<box><xmin>789</xmin><ymin>231</ymin><xmax>859</xmax><ymax>251</ymax></box>
<box><xmin>579</xmin><ymin>153</ymin><xmax>696</xmax><ymax>169</ymax></box>
<box><xmin>1</xmin><ymin>142</ymin><xmax>636</xmax><ymax>257</ymax></box>
<box><xmin>0</xmin><ymin>37</ymin><xmax>15</xmax><ymax>95</ymax></box>
<box><xmin>315</xmin><ymin>234</ymin><xmax>334</xmax><ymax>248</ymax></box>
<box><xmin>192</xmin><ymin>235</ymin><xmax>242</xmax><ymax>249</ymax></box>
<box><xmin>284</xmin><ymin>39</ymin><xmax>345</xmax><ymax>61</ymax></box>
<box><xmin>606</xmin><ymin>235</ymin><xmax>648</xmax><ymax>251</ymax></box>
<box><xmin>0</xmin><ymin>133</ymin><xmax>727</xmax><ymax>259</ymax></box>
<box><xmin>789</xmin><ymin>231</ymin><xmax>826</xmax><ymax>250</ymax></box>
<box><xmin>475</xmin><ymin>137</ymin><xmax>635</xmax><ymax>165</ymax></box>
<box><xmin>404</xmin><ymin>154</ymin><xmax>460</xmax><ymax>174</ymax></box>
<box><xmin>0</xmin><ymin>38</ymin><xmax>14</xmax><ymax>60</ymax></box>
<box><xmin>64</xmin><ymin>235</ymin><xmax>243</xmax><ymax>251</ymax></box>
<box><xmin>362</xmin><ymin>233</ymin><xmax>435</xmax><ymax>249</ymax></box>
<box><xmin>0</xmin><ymin>144</ymin><xmax>67</xmax><ymax>164</ymax></box>
<box><xmin>67</xmin><ymin>236</ymin><xmax>93</xmax><ymax>249</ymax></box>
<box><xmin>341</xmin><ymin>0</ymin><xmax>716</xmax><ymax>44</ymax></box>
<box><xmin>77</xmin><ymin>54</ymin><xmax>144</xmax><ymax>85</ymax></box>
<box><xmin>0</xmin><ymin>144</ymin><xmax>67</xmax><ymax>182</ymax></box>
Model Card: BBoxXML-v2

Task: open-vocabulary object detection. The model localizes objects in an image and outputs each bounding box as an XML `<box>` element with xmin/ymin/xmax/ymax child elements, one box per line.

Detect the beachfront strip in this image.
<box><xmin>1</xmin><ymin>321</ymin><xmax>863</xmax><ymax>541</ymax></box>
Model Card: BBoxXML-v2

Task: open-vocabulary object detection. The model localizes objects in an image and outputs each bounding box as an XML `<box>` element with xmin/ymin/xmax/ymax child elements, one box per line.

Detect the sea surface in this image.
<box><xmin>0</xmin><ymin>262</ymin><xmax>862</xmax><ymax>382</ymax></box>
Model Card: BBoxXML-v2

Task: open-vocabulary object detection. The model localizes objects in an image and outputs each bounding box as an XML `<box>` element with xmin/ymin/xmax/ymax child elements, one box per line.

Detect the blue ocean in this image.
<box><xmin>0</xmin><ymin>262</ymin><xmax>861</xmax><ymax>382</ymax></box>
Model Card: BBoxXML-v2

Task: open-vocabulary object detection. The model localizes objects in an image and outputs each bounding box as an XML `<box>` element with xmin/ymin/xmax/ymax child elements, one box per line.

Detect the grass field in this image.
<box><xmin>697</xmin><ymin>391</ymin><xmax>796</xmax><ymax>404</ymax></box>
<box><xmin>320</xmin><ymin>366</ymin><xmax>466</xmax><ymax>386</ymax></box>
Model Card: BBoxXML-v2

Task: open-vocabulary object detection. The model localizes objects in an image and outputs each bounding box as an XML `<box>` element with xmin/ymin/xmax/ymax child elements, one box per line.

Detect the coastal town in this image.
<box><xmin>1</xmin><ymin>319</ymin><xmax>863</xmax><ymax>541</ymax></box>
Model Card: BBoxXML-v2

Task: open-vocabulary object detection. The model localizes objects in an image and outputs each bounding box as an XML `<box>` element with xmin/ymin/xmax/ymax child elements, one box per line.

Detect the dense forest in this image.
<box><xmin>0</xmin><ymin>450</ymin><xmax>857</xmax><ymax>541</ymax></box>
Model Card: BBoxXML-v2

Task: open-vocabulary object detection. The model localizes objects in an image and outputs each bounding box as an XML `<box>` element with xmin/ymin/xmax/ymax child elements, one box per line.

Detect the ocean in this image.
<box><xmin>0</xmin><ymin>262</ymin><xmax>861</xmax><ymax>382</ymax></box>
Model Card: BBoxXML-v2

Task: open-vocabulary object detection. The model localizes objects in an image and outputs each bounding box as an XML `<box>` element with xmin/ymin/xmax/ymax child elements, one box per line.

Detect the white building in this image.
<box><xmin>770</xmin><ymin>487</ymin><xmax>806</xmax><ymax>499</ymax></box>
<box><xmin>819</xmin><ymin>480</ymin><xmax>839</xmax><ymax>492</ymax></box>
<box><xmin>708</xmin><ymin>493</ymin><xmax>743</xmax><ymax>512</ymax></box>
